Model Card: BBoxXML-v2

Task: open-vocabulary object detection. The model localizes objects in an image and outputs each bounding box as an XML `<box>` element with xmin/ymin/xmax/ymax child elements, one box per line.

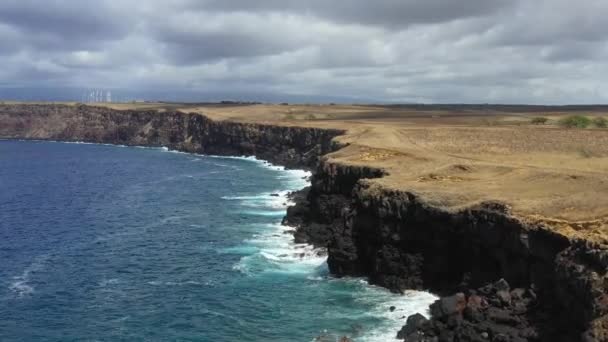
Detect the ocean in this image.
<box><xmin>0</xmin><ymin>140</ymin><xmax>435</xmax><ymax>341</ymax></box>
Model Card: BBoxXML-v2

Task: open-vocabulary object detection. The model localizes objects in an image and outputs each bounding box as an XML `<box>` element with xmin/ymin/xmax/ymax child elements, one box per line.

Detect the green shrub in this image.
<box><xmin>284</xmin><ymin>114</ymin><xmax>295</xmax><ymax>120</ymax></box>
<box><xmin>559</xmin><ymin>115</ymin><xmax>591</xmax><ymax>128</ymax></box>
<box><xmin>305</xmin><ymin>114</ymin><xmax>316</xmax><ymax>120</ymax></box>
<box><xmin>593</xmin><ymin>117</ymin><xmax>607</xmax><ymax>128</ymax></box>
<box><xmin>531</xmin><ymin>117</ymin><xmax>548</xmax><ymax>125</ymax></box>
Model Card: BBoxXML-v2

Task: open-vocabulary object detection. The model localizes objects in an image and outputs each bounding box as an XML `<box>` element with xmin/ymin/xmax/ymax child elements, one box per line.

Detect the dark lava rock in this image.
<box><xmin>398</xmin><ymin>313</ymin><xmax>428</xmax><ymax>339</ymax></box>
<box><xmin>494</xmin><ymin>279</ymin><xmax>511</xmax><ymax>292</ymax></box>
<box><xmin>496</xmin><ymin>290</ymin><xmax>511</xmax><ymax>307</ymax></box>
<box><xmin>430</xmin><ymin>293</ymin><xmax>467</xmax><ymax>319</ymax></box>
<box><xmin>399</xmin><ymin>279</ymin><xmax>548</xmax><ymax>342</ymax></box>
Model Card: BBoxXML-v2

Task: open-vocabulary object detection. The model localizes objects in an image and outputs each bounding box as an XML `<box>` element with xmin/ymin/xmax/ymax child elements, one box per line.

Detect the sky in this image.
<box><xmin>0</xmin><ymin>0</ymin><xmax>606</xmax><ymax>104</ymax></box>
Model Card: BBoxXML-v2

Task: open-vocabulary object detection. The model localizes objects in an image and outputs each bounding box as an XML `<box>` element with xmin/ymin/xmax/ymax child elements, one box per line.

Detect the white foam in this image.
<box><xmin>208</xmin><ymin>154</ymin><xmax>312</xmax><ymax>189</ymax></box>
<box><xmin>223</xmin><ymin>158</ymin><xmax>436</xmax><ymax>341</ymax></box>
<box><xmin>233</xmin><ymin>223</ymin><xmax>328</xmax><ymax>276</ymax></box>
<box><xmin>146</xmin><ymin>280</ymin><xmax>207</xmax><ymax>287</ymax></box>
<box><xmin>8</xmin><ymin>280</ymin><xmax>34</xmax><ymax>297</ymax></box>
<box><xmin>225</xmin><ymin>156</ymin><xmax>325</xmax><ymax>277</ymax></box>
<box><xmin>223</xmin><ymin>190</ymin><xmax>293</xmax><ymax>210</ymax></box>
<box><xmin>239</xmin><ymin>210</ymin><xmax>287</xmax><ymax>217</ymax></box>
<box><xmin>99</xmin><ymin>278</ymin><xmax>120</xmax><ymax>287</ymax></box>
<box><xmin>357</xmin><ymin>288</ymin><xmax>437</xmax><ymax>342</ymax></box>
<box><xmin>9</xmin><ymin>256</ymin><xmax>48</xmax><ymax>297</ymax></box>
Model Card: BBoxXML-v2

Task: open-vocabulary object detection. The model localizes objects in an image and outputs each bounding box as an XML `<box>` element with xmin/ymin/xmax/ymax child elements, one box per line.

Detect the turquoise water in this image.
<box><xmin>0</xmin><ymin>141</ymin><xmax>435</xmax><ymax>341</ymax></box>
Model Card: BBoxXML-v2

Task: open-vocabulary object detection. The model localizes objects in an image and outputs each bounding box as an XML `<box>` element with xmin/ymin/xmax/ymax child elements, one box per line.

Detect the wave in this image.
<box><xmin>146</xmin><ymin>280</ymin><xmax>209</xmax><ymax>287</ymax></box>
<box><xmin>238</xmin><ymin>210</ymin><xmax>287</xmax><ymax>217</ymax></box>
<box><xmin>225</xmin><ymin>158</ymin><xmax>325</xmax><ymax>277</ymax></box>
<box><xmin>231</xmin><ymin>223</ymin><xmax>327</xmax><ymax>276</ymax></box>
<box><xmin>221</xmin><ymin>157</ymin><xmax>437</xmax><ymax>341</ymax></box>
<box><xmin>99</xmin><ymin>278</ymin><xmax>120</xmax><ymax>287</ymax></box>
<box><xmin>222</xmin><ymin>190</ymin><xmax>291</xmax><ymax>209</ymax></box>
<box><xmin>356</xmin><ymin>287</ymin><xmax>437</xmax><ymax>342</ymax></box>
<box><xmin>8</xmin><ymin>256</ymin><xmax>48</xmax><ymax>298</ymax></box>
<box><xmin>8</xmin><ymin>279</ymin><xmax>34</xmax><ymax>297</ymax></box>
<box><xmin>207</xmin><ymin>154</ymin><xmax>312</xmax><ymax>188</ymax></box>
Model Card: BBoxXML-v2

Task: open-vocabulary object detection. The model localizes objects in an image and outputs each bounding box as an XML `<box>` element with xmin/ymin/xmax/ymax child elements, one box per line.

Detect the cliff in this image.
<box><xmin>290</xmin><ymin>159</ymin><xmax>608</xmax><ymax>342</ymax></box>
<box><xmin>0</xmin><ymin>104</ymin><xmax>343</xmax><ymax>169</ymax></box>
<box><xmin>1</xmin><ymin>103</ymin><xmax>607</xmax><ymax>341</ymax></box>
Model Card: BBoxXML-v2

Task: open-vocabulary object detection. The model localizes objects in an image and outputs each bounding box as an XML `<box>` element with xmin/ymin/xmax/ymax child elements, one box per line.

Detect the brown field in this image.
<box><xmin>84</xmin><ymin>102</ymin><xmax>608</xmax><ymax>241</ymax></box>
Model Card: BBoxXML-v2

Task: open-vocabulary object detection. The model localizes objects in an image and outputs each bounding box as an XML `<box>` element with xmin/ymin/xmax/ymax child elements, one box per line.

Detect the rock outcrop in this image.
<box><xmin>398</xmin><ymin>279</ymin><xmax>540</xmax><ymax>341</ymax></box>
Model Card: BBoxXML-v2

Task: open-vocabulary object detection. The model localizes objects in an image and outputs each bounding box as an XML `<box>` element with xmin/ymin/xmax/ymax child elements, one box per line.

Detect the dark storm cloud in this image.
<box><xmin>0</xmin><ymin>0</ymin><xmax>130</xmax><ymax>51</ymax></box>
<box><xmin>191</xmin><ymin>0</ymin><xmax>512</xmax><ymax>27</ymax></box>
<box><xmin>155</xmin><ymin>27</ymin><xmax>300</xmax><ymax>64</ymax></box>
<box><xmin>0</xmin><ymin>0</ymin><xmax>606</xmax><ymax>104</ymax></box>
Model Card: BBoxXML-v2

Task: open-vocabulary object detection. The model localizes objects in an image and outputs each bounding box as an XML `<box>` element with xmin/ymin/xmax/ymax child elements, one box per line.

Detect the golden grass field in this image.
<box><xmin>39</xmin><ymin>101</ymin><xmax>608</xmax><ymax>242</ymax></box>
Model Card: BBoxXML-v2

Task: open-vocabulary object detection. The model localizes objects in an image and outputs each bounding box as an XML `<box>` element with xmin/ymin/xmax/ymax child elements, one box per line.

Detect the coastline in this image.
<box><xmin>2</xmin><ymin>138</ymin><xmax>437</xmax><ymax>341</ymax></box>
<box><xmin>1</xmin><ymin>104</ymin><xmax>607</xmax><ymax>341</ymax></box>
<box><xmin>217</xmin><ymin>151</ymin><xmax>437</xmax><ymax>341</ymax></box>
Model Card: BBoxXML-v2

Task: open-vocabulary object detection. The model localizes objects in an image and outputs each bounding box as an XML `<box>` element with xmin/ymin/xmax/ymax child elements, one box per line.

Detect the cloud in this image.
<box><xmin>151</xmin><ymin>12</ymin><xmax>307</xmax><ymax>63</ymax></box>
<box><xmin>0</xmin><ymin>0</ymin><xmax>606</xmax><ymax>104</ymax></box>
<box><xmin>0</xmin><ymin>0</ymin><xmax>132</xmax><ymax>50</ymax></box>
<box><xmin>190</xmin><ymin>0</ymin><xmax>512</xmax><ymax>28</ymax></box>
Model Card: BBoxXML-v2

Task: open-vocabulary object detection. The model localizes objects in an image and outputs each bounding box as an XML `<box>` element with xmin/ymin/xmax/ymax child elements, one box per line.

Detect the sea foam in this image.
<box><xmin>8</xmin><ymin>256</ymin><xmax>48</xmax><ymax>298</ymax></box>
<box><xmin>221</xmin><ymin>158</ymin><xmax>324</xmax><ymax>276</ymax></box>
<box><xmin>221</xmin><ymin>155</ymin><xmax>437</xmax><ymax>341</ymax></box>
<box><xmin>357</xmin><ymin>287</ymin><xmax>437</xmax><ymax>342</ymax></box>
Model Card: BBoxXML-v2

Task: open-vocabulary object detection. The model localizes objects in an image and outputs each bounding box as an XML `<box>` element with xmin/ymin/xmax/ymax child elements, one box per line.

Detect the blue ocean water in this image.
<box><xmin>0</xmin><ymin>140</ymin><xmax>435</xmax><ymax>342</ymax></box>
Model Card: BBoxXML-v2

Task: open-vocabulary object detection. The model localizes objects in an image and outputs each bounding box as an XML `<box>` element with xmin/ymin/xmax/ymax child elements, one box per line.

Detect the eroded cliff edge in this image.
<box><xmin>2</xmin><ymin>104</ymin><xmax>607</xmax><ymax>341</ymax></box>
<box><xmin>0</xmin><ymin>104</ymin><xmax>342</xmax><ymax>169</ymax></box>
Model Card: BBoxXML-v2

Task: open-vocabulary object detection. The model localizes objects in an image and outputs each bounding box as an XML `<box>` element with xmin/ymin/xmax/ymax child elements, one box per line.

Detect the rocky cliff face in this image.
<box><xmin>0</xmin><ymin>104</ymin><xmax>343</xmax><ymax>169</ymax></box>
<box><xmin>288</xmin><ymin>159</ymin><xmax>608</xmax><ymax>342</ymax></box>
<box><xmin>2</xmin><ymin>104</ymin><xmax>607</xmax><ymax>341</ymax></box>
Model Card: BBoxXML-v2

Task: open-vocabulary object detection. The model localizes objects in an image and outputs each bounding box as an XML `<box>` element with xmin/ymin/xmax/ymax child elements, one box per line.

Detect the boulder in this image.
<box><xmin>397</xmin><ymin>313</ymin><xmax>428</xmax><ymax>339</ymax></box>
<box><xmin>430</xmin><ymin>293</ymin><xmax>467</xmax><ymax>319</ymax></box>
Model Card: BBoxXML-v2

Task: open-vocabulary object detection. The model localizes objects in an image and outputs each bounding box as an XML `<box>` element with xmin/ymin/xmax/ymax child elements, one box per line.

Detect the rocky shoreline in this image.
<box><xmin>2</xmin><ymin>104</ymin><xmax>607</xmax><ymax>341</ymax></box>
<box><xmin>285</xmin><ymin>159</ymin><xmax>608</xmax><ymax>342</ymax></box>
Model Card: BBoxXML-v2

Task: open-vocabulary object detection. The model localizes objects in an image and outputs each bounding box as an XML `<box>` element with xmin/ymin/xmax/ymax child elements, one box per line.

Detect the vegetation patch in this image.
<box><xmin>559</xmin><ymin>115</ymin><xmax>591</xmax><ymax>129</ymax></box>
<box><xmin>531</xmin><ymin>117</ymin><xmax>548</xmax><ymax>125</ymax></box>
